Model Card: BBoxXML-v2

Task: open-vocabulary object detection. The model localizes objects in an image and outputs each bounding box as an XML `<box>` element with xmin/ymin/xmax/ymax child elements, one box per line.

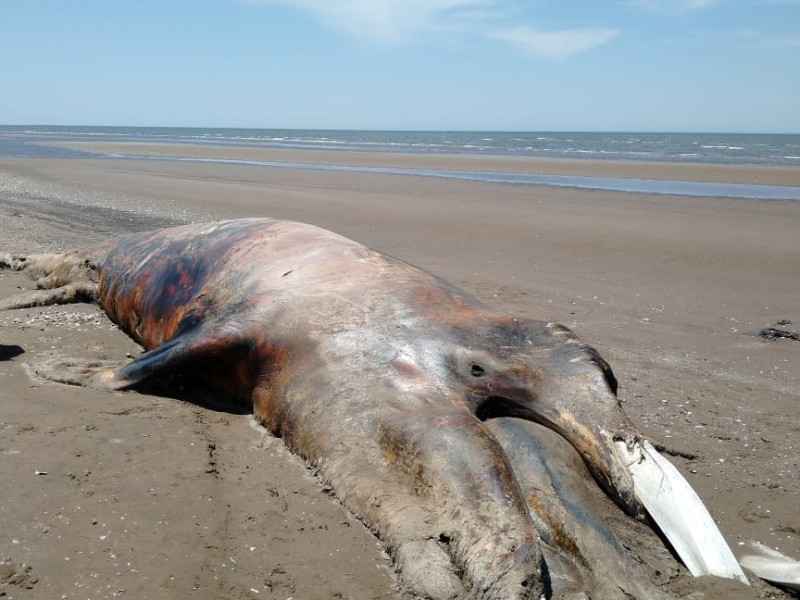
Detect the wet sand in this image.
<box><xmin>47</xmin><ymin>140</ymin><xmax>800</xmax><ymax>185</ymax></box>
<box><xmin>1</xmin><ymin>149</ymin><xmax>798</xmax><ymax>599</ymax></box>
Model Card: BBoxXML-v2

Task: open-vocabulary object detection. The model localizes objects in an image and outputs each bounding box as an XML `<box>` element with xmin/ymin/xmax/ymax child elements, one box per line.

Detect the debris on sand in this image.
<box><xmin>758</xmin><ymin>328</ymin><xmax>800</xmax><ymax>342</ymax></box>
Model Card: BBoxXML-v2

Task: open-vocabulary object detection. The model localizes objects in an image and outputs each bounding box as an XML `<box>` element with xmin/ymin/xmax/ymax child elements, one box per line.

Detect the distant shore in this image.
<box><xmin>48</xmin><ymin>140</ymin><xmax>800</xmax><ymax>187</ymax></box>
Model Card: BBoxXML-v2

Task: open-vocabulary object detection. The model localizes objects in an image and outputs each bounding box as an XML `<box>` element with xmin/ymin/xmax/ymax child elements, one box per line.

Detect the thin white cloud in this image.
<box><xmin>244</xmin><ymin>0</ymin><xmax>620</xmax><ymax>60</ymax></box>
<box><xmin>486</xmin><ymin>26</ymin><xmax>620</xmax><ymax>61</ymax></box>
<box><xmin>246</xmin><ymin>0</ymin><xmax>500</xmax><ymax>42</ymax></box>
<box><xmin>630</xmin><ymin>0</ymin><xmax>722</xmax><ymax>12</ymax></box>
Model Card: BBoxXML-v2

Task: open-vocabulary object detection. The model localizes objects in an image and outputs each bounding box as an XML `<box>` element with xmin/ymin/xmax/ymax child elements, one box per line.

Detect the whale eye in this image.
<box><xmin>470</xmin><ymin>363</ymin><xmax>485</xmax><ymax>377</ymax></box>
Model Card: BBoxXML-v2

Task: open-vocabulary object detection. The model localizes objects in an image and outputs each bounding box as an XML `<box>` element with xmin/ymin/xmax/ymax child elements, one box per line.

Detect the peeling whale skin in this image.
<box><xmin>1</xmin><ymin>218</ymin><xmax>749</xmax><ymax>599</ymax></box>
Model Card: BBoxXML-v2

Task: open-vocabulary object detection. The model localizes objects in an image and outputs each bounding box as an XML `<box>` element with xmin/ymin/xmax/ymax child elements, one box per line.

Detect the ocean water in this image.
<box><xmin>1</xmin><ymin>126</ymin><xmax>798</xmax><ymax>199</ymax></box>
<box><xmin>2</xmin><ymin>125</ymin><xmax>799</xmax><ymax>166</ymax></box>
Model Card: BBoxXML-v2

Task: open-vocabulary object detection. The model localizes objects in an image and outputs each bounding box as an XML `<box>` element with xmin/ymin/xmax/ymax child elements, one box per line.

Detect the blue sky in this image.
<box><xmin>2</xmin><ymin>0</ymin><xmax>798</xmax><ymax>132</ymax></box>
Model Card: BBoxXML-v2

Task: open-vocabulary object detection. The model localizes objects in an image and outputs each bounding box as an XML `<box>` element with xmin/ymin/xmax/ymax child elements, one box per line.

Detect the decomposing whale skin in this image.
<box><xmin>0</xmin><ymin>218</ymin><xmax>749</xmax><ymax>599</ymax></box>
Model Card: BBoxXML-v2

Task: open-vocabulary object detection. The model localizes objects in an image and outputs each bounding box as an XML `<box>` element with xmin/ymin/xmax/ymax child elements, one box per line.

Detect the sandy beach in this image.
<box><xmin>46</xmin><ymin>140</ymin><xmax>800</xmax><ymax>185</ymax></box>
<box><xmin>1</xmin><ymin>146</ymin><xmax>798</xmax><ymax>599</ymax></box>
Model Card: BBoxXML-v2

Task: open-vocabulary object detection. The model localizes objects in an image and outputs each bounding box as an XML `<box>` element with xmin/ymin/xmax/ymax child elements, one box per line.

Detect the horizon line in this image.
<box><xmin>2</xmin><ymin>124</ymin><xmax>799</xmax><ymax>136</ymax></box>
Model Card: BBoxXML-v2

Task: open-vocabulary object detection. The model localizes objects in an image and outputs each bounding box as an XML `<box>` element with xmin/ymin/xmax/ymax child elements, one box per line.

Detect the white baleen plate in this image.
<box><xmin>615</xmin><ymin>440</ymin><xmax>748</xmax><ymax>584</ymax></box>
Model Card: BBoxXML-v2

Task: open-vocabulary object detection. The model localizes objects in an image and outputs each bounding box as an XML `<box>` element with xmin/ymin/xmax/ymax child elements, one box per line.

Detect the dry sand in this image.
<box><xmin>0</xmin><ymin>147</ymin><xmax>798</xmax><ymax>600</ymax></box>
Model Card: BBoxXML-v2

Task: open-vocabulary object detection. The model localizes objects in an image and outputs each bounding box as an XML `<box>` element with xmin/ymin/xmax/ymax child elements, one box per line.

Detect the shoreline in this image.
<box><xmin>46</xmin><ymin>140</ymin><xmax>800</xmax><ymax>187</ymax></box>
